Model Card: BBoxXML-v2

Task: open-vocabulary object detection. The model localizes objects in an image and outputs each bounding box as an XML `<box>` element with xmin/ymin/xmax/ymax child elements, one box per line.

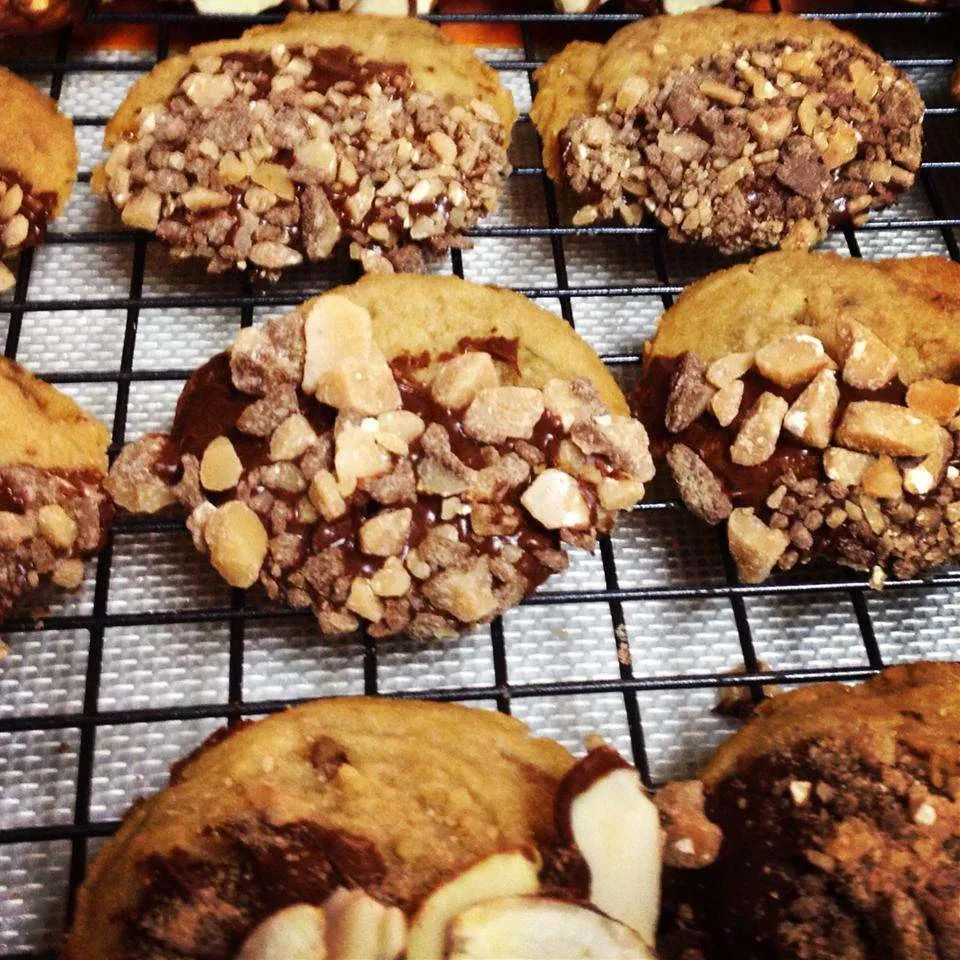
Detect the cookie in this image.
<box><xmin>92</xmin><ymin>13</ymin><xmax>516</xmax><ymax>279</ymax></box>
<box><xmin>64</xmin><ymin>697</ymin><xmax>663</xmax><ymax>960</ymax></box>
<box><xmin>0</xmin><ymin>67</ymin><xmax>77</xmax><ymax>292</ymax></box>
<box><xmin>530</xmin><ymin>10</ymin><xmax>924</xmax><ymax>254</ymax></box>
<box><xmin>658</xmin><ymin>662</ymin><xmax>960</xmax><ymax>960</ymax></box>
<box><xmin>0</xmin><ymin>358</ymin><xmax>112</xmax><ymax>620</ymax></box>
<box><xmin>106</xmin><ymin>274</ymin><xmax>653</xmax><ymax>639</ymax></box>
<box><xmin>634</xmin><ymin>251</ymin><xmax>960</xmax><ymax>584</ymax></box>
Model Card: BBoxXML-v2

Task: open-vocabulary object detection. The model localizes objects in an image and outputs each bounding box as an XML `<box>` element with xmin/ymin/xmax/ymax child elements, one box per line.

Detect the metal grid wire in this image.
<box><xmin>0</xmin><ymin>2</ymin><xmax>958</xmax><ymax>955</ymax></box>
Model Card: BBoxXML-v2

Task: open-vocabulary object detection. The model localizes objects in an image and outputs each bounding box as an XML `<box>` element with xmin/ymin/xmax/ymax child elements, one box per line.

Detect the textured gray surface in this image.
<box><xmin>0</xmin><ymin>29</ymin><xmax>959</xmax><ymax>957</ymax></box>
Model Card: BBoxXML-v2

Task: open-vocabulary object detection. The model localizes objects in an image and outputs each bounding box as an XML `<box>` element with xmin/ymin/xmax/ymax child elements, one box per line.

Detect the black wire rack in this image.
<box><xmin>0</xmin><ymin>2</ymin><xmax>958</xmax><ymax>956</ymax></box>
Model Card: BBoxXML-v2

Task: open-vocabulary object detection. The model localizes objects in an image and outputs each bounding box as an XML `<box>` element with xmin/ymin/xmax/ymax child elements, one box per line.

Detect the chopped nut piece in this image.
<box><xmin>730</xmin><ymin>393</ymin><xmax>788</xmax><ymax>466</ymax></box>
<box><xmin>861</xmin><ymin>455</ymin><xmax>903</xmax><ymax>500</ymax></box>
<box><xmin>51</xmin><ymin>558</ymin><xmax>84</xmax><ymax>590</ymax></box>
<box><xmin>377</xmin><ymin>411</ymin><xmax>425</xmax><ymax>444</ymax></box>
<box><xmin>422</xmin><ymin>557</ymin><xmax>498</xmax><ymax>622</ymax></box>
<box><xmin>666</xmin><ymin>443</ymin><xmax>732</xmax><ymax>525</ymax></box>
<box><xmin>370</xmin><ymin>556</ymin><xmax>412</xmax><ymax>598</ymax></box>
<box><xmin>706</xmin><ymin>351</ymin><xmax>754</xmax><ymax>390</ymax></box>
<box><xmin>308</xmin><ymin>470</ymin><xmax>347</xmax><ymax>521</ymax></box>
<box><xmin>105</xmin><ymin>434</ymin><xmax>178</xmax><ymax>514</ymax></box>
<box><xmin>835</xmin><ymin>401</ymin><xmax>940</xmax><ymax>457</ymax></box>
<box><xmin>470</xmin><ymin>503</ymin><xmax>521</xmax><ymax>537</ymax></box>
<box><xmin>666</xmin><ymin>353</ymin><xmax>714</xmax><ymax>434</ymax></box>
<box><xmin>570</xmin><ymin>416</ymin><xmax>655</xmax><ymax>481</ymax></box>
<box><xmin>824</xmin><ymin>447</ymin><xmax>874</xmax><ymax>487</ymax></box>
<box><xmin>200</xmin><ymin>436</ymin><xmax>243</xmax><ymax>492</ymax></box>
<box><xmin>597</xmin><ymin>477</ymin><xmax>646</xmax><ymax>512</ymax></box>
<box><xmin>121</xmin><ymin>189</ymin><xmax>162</xmax><ymax>231</ymax></box>
<box><xmin>0</xmin><ymin>261</ymin><xmax>15</xmax><ymax>294</ymax></box>
<box><xmin>755</xmin><ymin>334</ymin><xmax>831</xmax><ymax>388</ymax></box>
<box><xmin>251</xmin><ymin>162</ymin><xmax>295</xmax><ymax>201</ymax></box>
<box><xmin>204</xmin><ymin>500</ymin><xmax>268</xmax><ymax>589</ymax></box>
<box><xmin>655</xmin><ymin>780</ymin><xmax>722</xmax><ymax>869</ymax></box>
<box><xmin>903</xmin><ymin>427</ymin><xmax>953</xmax><ymax>496</ymax></box>
<box><xmin>542</xmin><ymin>378</ymin><xmax>605</xmax><ymax>429</ymax></box>
<box><xmin>906</xmin><ymin>379</ymin><xmax>960</xmax><ymax>425</ymax></box>
<box><xmin>782</xmin><ymin>368</ymin><xmax>839</xmax><ymax>449</ymax></box>
<box><xmin>836</xmin><ymin>319</ymin><xmax>898</xmax><ymax>391</ymax></box>
<box><xmin>430</xmin><ymin>352</ymin><xmax>499</xmax><ymax>409</ymax></box>
<box><xmin>464</xmin><ymin>387</ymin><xmax>545</xmax><ymax>444</ymax></box>
<box><xmin>359</xmin><ymin>508</ymin><xmax>412</xmax><ymax>557</ymax></box>
<box><xmin>711</xmin><ymin>379</ymin><xmax>744</xmax><ymax>427</ymax></box>
<box><xmin>0</xmin><ymin>510</ymin><xmax>36</xmax><ymax>549</ymax></box>
<box><xmin>269</xmin><ymin>414</ymin><xmax>316</xmax><ymax>462</ymax></box>
<box><xmin>789</xmin><ymin>780</ymin><xmax>812</xmax><ymax>805</ymax></box>
<box><xmin>727</xmin><ymin>508</ymin><xmax>791</xmax><ymax>584</ymax></box>
<box><xmin>37</xmin><ymin>504</ymin><xmax>78</xmax><ymax>549</ymax></box>
<box><xmin>346</xmin><ymin>577</ymin><xmax>384</xmax><ymax>622</ymax></box>
<box><xmin>520</xmin><ymin>469</ymin><xmax>591</xmax><ymax>530</ymax></box>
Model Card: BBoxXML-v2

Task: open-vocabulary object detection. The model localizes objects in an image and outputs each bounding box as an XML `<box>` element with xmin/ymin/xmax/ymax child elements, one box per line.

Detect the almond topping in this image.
<box><xmin>782</xmin><ymin>369</ymin><xmax>839</xmax><ymax>449</ymax></box>
<box><xmin>251</xmin><ymin>161</ymin><xmax>296</xmax><ymax>201</ymax></box>
<box><xmin>200</xmin><ymin>436</ymin><xmax>243</xmax><ymax>491</ymax></box>
<box><xmin>903</xmin><ymin>427</ymin><xmax>953</xmax><ymax>496</ymax></box>
<box><xmin>727</xmin><ymin>508</ymin><xmax>790</xmax><ymax>584</ymax></box>
<box><xmin>346</xmin><ymin>577</ymin><xmax>385</xmax><ymax>622</ymax></box>
<box><xmin>754</xmin><ymin>334</ymin><xmax>831</xmax><ymax>388</ymax></box>
<box><xmin>835</xmin><ymin>401</ymin><xmax>940</xmax><ymax>458</ymax></box>
<box><xmin>422</xmin><ymin>557</ymin><xmax>498</xmax><ymax>622</ymax></box>
<box><xmin>121</xmin><ymin>189</ymin><xmax>162</xmax><ymax>231</ymax></box>
<box><xmin>51</xmin><ymin>558</ymin><xmax>84</xmax><ymax>590</ymax></box>
<box><xmin>37</xmin><ymin>504</ymin><xmax>78</xmax><ymax>550</ymax></box>
<box><xmin>861</xmin><ymin>454</ymin><xmax>903</xmax><ymax>500</ymax></box>
<box><xmin>464</xmin><ymin>387</ymin><xmax>545</xmax><ymax>444</ymax></box>
<box><xmin>269</xmin><ymin>414</ymin><xmax>316</xmax><ymax>462</ymax></box>
<box><xmin>906</xmin><ymin>379</ymin><xmax>960</xmax><ymax>425</ymax></box>
<box><xmin>730</xmin><ymin>393</ymin><xmax>788</xmax><ymax>466</ymax></box>
<box><xmin>308</xmin><ymin>469</ymin><xmax>347</xmax><ymax>521</ymax></box>
<box><xmin>369</xmin><ymin>556</ymin><xmax>412</xmax><ymax>598</ymax></box>
<box><xmin>359</xmin><ymin>508</ymin><xmax>412</xmax><ymax>557</ymax></box>
<box><xmin>521</xmin><ymin>469</ymin><xmax>591</xmax><ymax>530</ymax></box>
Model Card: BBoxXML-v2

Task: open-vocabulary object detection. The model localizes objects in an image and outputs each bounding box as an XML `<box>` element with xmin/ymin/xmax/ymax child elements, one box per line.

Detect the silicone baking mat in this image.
<box><xmin>0</xmin><ymin>4</ymin><xmax>959</xmax><ymax>954</ymax></box>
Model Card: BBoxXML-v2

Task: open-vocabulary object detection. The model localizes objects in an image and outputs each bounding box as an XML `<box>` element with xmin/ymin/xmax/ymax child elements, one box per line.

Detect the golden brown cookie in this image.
<box><xmin>530</xmin><ymin>10</ymin><xmax>924</xmax><ymax>254</ymax></box>
<box><xmin>635</xmin><ymin>251</ymin><xmax>960</xmax><ymax>584</ymax></box>
<box><xmin>0</xmin><ymin>67</ymin><xmax>77</xmax><ymax>291</ymax></box>
<box><xmin>659</xmin><ymin>662</ymin><xmax>960</xmax><ymax>960</ymax></box>
<box><xmin>0</xmin><ymin>358</ymin><xmax>111</xmax><ymax>620</ymax></box>
<box><xmin>106</xmin><ymin>273</ymin><xmax>654</xmax><ymax>640</ymax></box>
<box><xmin>64</xmin><ymin>698</ymin><xmax>663</xmax><ymax>960</ymax></box>
<box><xmin>93</xmin><ymin>13</ymin><xmax>516</xmax><ymax>279</ymax></box>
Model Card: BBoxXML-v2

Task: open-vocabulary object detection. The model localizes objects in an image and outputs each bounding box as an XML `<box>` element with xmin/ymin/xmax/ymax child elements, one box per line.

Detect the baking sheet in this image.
<box><xmin>1</xmin><ymin>21</ymin><xmax>959</xmax><ymax>955</ymax></box>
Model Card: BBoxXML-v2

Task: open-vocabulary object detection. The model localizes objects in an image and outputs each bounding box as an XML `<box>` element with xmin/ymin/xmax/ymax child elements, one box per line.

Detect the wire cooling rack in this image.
<box><xmin>0</xmin><ymin>2</ymin><xmax>958</xmax><ymax>955</ymax></box>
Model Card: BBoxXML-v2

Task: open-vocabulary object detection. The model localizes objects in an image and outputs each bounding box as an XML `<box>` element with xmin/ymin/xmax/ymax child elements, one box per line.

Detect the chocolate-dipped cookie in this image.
<box><xmin>92</xmin><ymin>13</ymin><xmax>516</xmax><ymax>279</ymax></box>
<box><xmin>64</xmin><ymin>697</ymin><xmax>663</xmax><ymax>959</ymax></box>
<box><xmin>530</xmin><ymin>10</ymin><xmax>924</xmax><ymax>254</ymax></box>
<box><xmin>0</xmin><ymin>358</ymin><xmax>112</xmax><ymax>620</ymax></box>
<box><xmin>0</xmin><ymin>67</ymin><xmax>77</xmax><ymax>292</ymax></box>
<box><xmin>635</xmin><ymin>251</ymin><xmax>960</xmax><ymax>584</ymax></box>
<box><xmin>106</xmin><ymin>274</ymin><xmax>654</xmax><ymax>639</ymax></box>
<box><xmin>659</xmin><ymin>662</ymin><xmax>960</xmax><ymax>960</ymax></box>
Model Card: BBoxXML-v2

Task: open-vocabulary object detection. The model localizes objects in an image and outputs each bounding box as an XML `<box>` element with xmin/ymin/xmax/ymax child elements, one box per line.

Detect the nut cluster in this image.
<box><xmin>0</xmin><ymin>465</ymin><xmax>109</xmax><ymax>617</ymax></box>
<box><xmin>653</xmin><ymin>321</ymin><xmax>960</xmax><ymax>583</ymax></box>
<box><xmin>0</xmin><ymin>170</ymin><xmax>54</xmax><ymax>293</ymax></box>
<box><xmin>561</xmin><ymin>38</ymin><xmax>923</xmax><ymax>252</ymax></box>
<box><xmin>108</xmin><ymin>298</ymin><xmax>653</xmax><ymax>639</ymax></box>
<box><xmin>102</xmin><ymin>43</ymin><xmax>510</xmax><ymax>279</ymax></box>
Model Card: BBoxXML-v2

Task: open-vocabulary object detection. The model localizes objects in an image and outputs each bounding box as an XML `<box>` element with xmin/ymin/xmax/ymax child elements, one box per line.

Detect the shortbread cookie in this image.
<box><xmin>0</xmin><ymin>359</ymin><xmax>111</xmax><ymax>620</ymax></box>
<box><xmin>635</xmin><ymin>251</ymin><xmax>960</xmax><ymax>584</ymax></box>
<box><xmin>530</xmin><ymin>10</ymin><xmax>924</xmax><ymax>254</ymax></box>
<box><xmin>106</xmin><ymin>274</ymin><xmax>653</xmax><ymax>639</ymax></box>
<box><xmin>659</xmin><ymin>662</ymin><xmax>960</xmax><ymax>960</ymax></box>
<box><xmin>0</xmin><ymin>67</ymin><xmax>77</xmax><ymax>292</ymax></box>
<box><xmin>93</xmin><ymin>13</ymin><xmax>515</xmax><ymax>279</ymax></box>
<box><xmin>64</xmin><ymin>697</ymin><xmax>664</xmax><ymax>960</ymax></box>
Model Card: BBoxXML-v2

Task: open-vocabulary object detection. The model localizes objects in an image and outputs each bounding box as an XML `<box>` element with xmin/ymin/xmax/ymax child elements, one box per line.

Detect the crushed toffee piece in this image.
<box><xmin>635</xmin><ymin>328</ymin><xmax>960</xmax><ymax>583</ymax></box>
<box><xmin>107</xmin><ymin>298</ymin><xmax>653</xmax><ymax>638</ymax></box>
<box><xmin>0</xmin><ymin>167</ymin><xmax>57</xmax><ymax>256</ymax></box>
<box><xmin>561</xmin><ymin>39</ymin><xmax>923</xmax><ymax>252</ymax></box>
<box><xmin>0</xmin><ymin>465</ymin><xmax>112</xmax><ymax>619</ymax></box>
<box><xmin>101</xmin><ymin>43</ymin><xmax>510</xmax><ymax>279</ymax></box>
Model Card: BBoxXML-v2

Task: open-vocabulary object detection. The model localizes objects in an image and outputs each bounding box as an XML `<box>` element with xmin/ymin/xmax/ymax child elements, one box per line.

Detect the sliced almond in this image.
<box><xmin>782</xmin><ymin>368</ymin><xmax>839</xmax><ymax>449</ymax></box>
<box><xmin>835</xmin><ymin>401</ymin><xmax>940</xmax><ymax>457</ymax></box>
<box><xmin>754</xmin><ymin>334</ymin><xmax>831</xmax><ymax>388</ymax></box>
<box><xmin>730</xmin><ymin>392</ymin><xmax>788</xmax><ymax>466</ymax></box>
